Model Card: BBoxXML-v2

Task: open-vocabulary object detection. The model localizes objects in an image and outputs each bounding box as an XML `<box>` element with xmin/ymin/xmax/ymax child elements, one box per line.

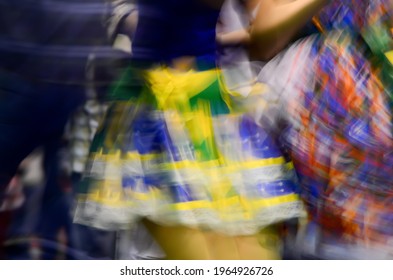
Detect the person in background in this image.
<box><xmin>97</xmin><ymin>0</ymin><xmax>166</xmax><ymax>260</ymax></box>
<box><xmin>0</xmin><ymin>0</ymin><xmax>126</xmax><ymax>259</ymax></box>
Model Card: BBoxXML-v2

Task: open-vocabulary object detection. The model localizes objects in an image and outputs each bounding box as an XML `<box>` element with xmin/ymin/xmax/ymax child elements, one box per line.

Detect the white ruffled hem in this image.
<box><xmin>73</xmin><ymin>200</ymin><xmax>306</xmax><ymax>236</ymax></box>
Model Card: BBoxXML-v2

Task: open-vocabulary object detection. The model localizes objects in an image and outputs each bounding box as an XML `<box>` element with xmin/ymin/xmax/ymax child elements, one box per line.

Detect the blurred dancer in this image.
<box><xmin>73</xmin><ymin>0</ymin><xmax>332</xmax><ymax>260</ymax></box>
<box><xmin>251</xmin><ymin>0</ymin><xmax>393</xmax><ymax>258</ymax></box>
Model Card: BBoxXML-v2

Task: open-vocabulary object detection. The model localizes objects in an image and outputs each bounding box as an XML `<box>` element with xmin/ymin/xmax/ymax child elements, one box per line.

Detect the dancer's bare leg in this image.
<box><xmin>143</xmin><ymin>219</ymin><xmax>281</xmax><ymax>260</ymax></box>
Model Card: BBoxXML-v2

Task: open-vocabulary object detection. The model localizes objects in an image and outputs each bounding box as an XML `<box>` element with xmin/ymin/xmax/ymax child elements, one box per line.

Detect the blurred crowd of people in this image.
<box><xmin>0</xmin><ymin>0</ymin><xmax>392</xmax><ymax>260</ymax></box>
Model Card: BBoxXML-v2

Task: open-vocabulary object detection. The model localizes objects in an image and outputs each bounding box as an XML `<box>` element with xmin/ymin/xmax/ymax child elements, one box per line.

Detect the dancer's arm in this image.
<box><xmin>106</xmin><ymin>0</ymin><xmax>138</xmax><ymax>42</ymax></box>
<box><xmin>249</xmin><ymin>0</ymin><xmax>328</xmax><ymax>60</ymax></box>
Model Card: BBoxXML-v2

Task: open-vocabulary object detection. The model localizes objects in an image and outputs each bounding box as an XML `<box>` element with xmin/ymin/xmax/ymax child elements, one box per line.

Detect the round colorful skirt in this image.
<box><xmin>74</xmin><ymin>66</ymin><xmax>305</xmax><ymax>235</ymax></box>
<box><xmin>258</xmin><ymin>24</ymin><xmax>393</xmax><ymax>248</ymax></box>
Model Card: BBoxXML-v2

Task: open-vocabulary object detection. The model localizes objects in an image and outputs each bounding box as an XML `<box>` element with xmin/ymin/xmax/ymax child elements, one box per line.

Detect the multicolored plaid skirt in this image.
<box><xmin>258</xmin><ymin>23</ymin><xmax>393</xmax><ymax>247</ymax></box>
<box><xmin>74</xmin><ymin>66</ymin><xmax>305</xmax><ymax>235</ymax></box>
